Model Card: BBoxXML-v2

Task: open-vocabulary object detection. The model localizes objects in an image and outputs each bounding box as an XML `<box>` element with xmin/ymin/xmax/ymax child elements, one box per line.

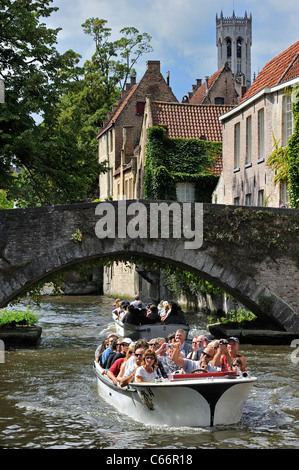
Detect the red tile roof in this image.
<box><xmin>240</xmin><ymin>41</ymin><xmax>299</xmax><ymax>104</ymax></box>
<box><xmin>150</xmin><ymin>101</ymin><xmax>235</xmax><ymax>142</ymax></box>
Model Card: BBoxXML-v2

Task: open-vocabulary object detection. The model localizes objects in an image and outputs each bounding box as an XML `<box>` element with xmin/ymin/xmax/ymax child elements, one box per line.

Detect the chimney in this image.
<box><xmin>122</xmin><ymin>126</ymin><xmax>134</xmax><ymax>164</ymax></box>
<box><xmin>196</xmin><ymin>79</ymin><xmax>202</xmax><ymax>87</ymax></box>
<box><xmin>130</xmin><ymin>76</ymin><xmax>136</xmax><ymax>86</ymax></box>
<box><xmin>205</xmin><ymin>76</ymin><xmax>209</xmax><ymax>92</ymax></box>
<box><xmin>146</xmin><ymin>61</ymin><xmax>161</xmax><ymax>74</ymax></box>
<box><xmin>166</xmin><ymin>71</ymin><xmax>170</xmax><ymax>86</ymax></box>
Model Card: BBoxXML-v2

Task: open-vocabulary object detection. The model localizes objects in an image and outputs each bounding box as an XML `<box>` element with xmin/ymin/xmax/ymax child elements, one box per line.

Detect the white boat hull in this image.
<box><xmin>113</xmin><ymin>317</ymin><xmax>190</xmax><ymax>341</ymax></box>
<box><xmin>93</xmin><ymin>362</ymin><xmax>256</xmax><ymax>427</ymax></box>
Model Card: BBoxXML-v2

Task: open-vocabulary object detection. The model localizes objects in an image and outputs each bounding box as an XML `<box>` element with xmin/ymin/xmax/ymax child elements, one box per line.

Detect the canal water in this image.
<box><xmin>0</xmin><ymin>295</ymin><xmax>298</xmax><ymax>449</ymax></box>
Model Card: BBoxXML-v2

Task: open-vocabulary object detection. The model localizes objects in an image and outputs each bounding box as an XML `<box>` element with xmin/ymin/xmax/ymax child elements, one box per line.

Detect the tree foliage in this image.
<box><xmin>0</xmin><ymin>4</ymin><xmax>153</xmax><ymax>206</ymax></box>
<box><xmin>267</xmin><ymin>86</ymin><xmax>299</xmax><ymax>208</ymax></box>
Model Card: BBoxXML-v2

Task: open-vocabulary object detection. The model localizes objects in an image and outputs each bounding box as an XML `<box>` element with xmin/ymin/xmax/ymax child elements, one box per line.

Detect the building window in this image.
<box><xmin>258</xmin><ymin>189</ymin><xmax>264</xmax><ymax>207</ymax></box>
<box><xmin>245</xmin><ymin>193</ymin><xmax>252</xmax><ymax>206</ymax></box>
<box><xmin>234</xmin><ymin>122</ymin><xmax>241</xmax><ymax>168</ymax></box>
<box><xmin>279</xmin><ymin>180</ymin><xmax>289</xmax><ymax>206</ymax></box>
<box><xmin>246</xmin><ymin>115</ymin><xmax>252</xmax><ymax>164</ymax></box>
<box><xmin>136</xmin><ymin>102</ymin><xmax>145</xmax><ymax>115</ymax></box>
<box><xmin>215</xmin><ymin>97</ymin><xmax>224</xmax><ymax>104</ymax></box>
<box><xmin>176</xmin><ymin>182</ymin><xmax>195</xmax><ymax>202</ymax></box>
<box><xmin>109</xmin><ymin>129</ymin><xmax>113</xmax><ymax>152</ymax></box>
<box><xmin>234</xmin><ymin>197</ymin><xmax>240</xmax><ymax>205</ymax></box>
<box><xmin>258</xmin><ymin>108</ymin><xmax>265</xmax><ymax>160</ymax></box>
<box><xmin>282</xmin><ymin>94</ymin><xmax>293</xmax><ymax>146</ymax></box>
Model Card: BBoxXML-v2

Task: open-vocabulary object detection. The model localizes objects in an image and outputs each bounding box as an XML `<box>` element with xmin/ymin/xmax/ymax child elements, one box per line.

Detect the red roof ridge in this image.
<box><xmin>240</xmin><ymin>41</ymin><xmax>299</xmax><ymax>104</ymax></box>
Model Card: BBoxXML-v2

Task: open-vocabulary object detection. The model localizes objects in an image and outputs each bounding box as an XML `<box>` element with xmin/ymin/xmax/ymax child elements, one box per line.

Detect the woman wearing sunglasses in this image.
<box><xmin>135</xmin><ymin>349</ymin><xmax>159</xmax><ymax>383</ymax></box>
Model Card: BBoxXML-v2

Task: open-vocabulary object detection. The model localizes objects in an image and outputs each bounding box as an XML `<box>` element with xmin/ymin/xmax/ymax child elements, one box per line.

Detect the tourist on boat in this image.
<box><xmin>187</xmin><ymin>335</ymin><xmax>200</xmax><ymax>359</ymax></box>
<box><xmin>162</xmin><ymin>302</ymin><xmax>187</xmax><ymax>325</ymax></box>
<box><xmin>104</xmin><ymin>338</ymin><xmax>126</xmax><ymax>369</ymax></box>
<box><xmin>97</xmin><ymin>334</ymin><xmax>118</xmax><ymax>366</ymax></box>
<box><xmin>130</xmin><ymin>294</ymin><xmax>146</xmax><ymax>309</ymax></box>
<box><xmin>135</xmin><ymin>349</ymin><xmax>159</xmax><ymax>383</ymax></box>
<box><xmin>223</xmin><ymin>337</ymin><xmax>247</xmax><ymax>371</ymax></box>
<box><xmin>209</xmin><ymin>337</ymin><xmax>246</xmax><ymax>372</ymax></box>
<box><xmin>190</xmin><ymin>334</ymin><xmax>206</xmax><ymax>360</ymax></box>
<box><xmin>120</xmin><ymin>339</ymin><xmax>149</xmax><ymax>383</ymax></box>
<box><xmin>120</xmin><ymin>346</ymin><xmax>146</xmax><ymax>387</ymax></box>
<box><xmin>171</xmin><ymin>342</ymin><xmax>221</xmax><ymax>374</ymax></box>
<box><xmin>157</xmin><ymin>343</ymin><xmax>181</xmax><ymax>378</ymax></box>
<box><xmin>102</xmin><ymin>338</ymin><xmax>118</xmax><ymax>369</ymax></box>
<box><xmin>106</xmin><ymin>339</ymin><xmax>133</xmax><ymax>385</ymax></box>
<box><xmin>113</xmin><ymin>343</ymin><xmax>136</xmax><ymax>384</ymax></box>
<box><xmin>144</xmin><ymin>305</ymin><xmax>161</xmax><ymax>324</ymax></box>
<box><xmin>159</xmin><ymin>301</ymin><xmax>170</xmax><ymax>320</ymax></box>
<box><xmin>123</xmin><ymin>305</ymin><xmax>143</xmax><ymax>325</ymax></box>
<box><xmin>112</xmin><ymin>299</ymin><xmax>121</xmax><ymax>312</ymax></box>
<box><xmin>174</xmin><ymin>328</ymin><xmax>192</xmax><ymax>356</ymax></box>
<box><xmin>231</xmin><ymin>357</ymin><xmax>243</xmax><ymax>375</ymax></box>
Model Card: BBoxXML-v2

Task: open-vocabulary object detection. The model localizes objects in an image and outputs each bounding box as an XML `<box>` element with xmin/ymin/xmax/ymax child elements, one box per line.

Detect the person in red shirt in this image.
<box><xmin>212</xmin><ymin>337</ymin><xmax>247</xmax><ymax>372</ymax></box>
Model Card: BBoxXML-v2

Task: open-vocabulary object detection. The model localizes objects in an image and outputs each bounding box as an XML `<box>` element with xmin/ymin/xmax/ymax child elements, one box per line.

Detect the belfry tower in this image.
<box><xmin>216</xmin><ymin>10</ymin><xmax>252</xmax><ymax>90</ymax></box>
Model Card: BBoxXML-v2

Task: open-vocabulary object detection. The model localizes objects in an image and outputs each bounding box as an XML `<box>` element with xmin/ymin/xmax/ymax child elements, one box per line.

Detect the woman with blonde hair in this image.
<box><xmin>135</xmin><ymin>349</ymin><xmax>159</xmax><ymax>383</ymax></box>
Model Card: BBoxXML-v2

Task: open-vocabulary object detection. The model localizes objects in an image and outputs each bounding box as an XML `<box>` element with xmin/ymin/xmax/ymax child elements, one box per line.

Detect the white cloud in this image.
<box><xmin>47</xmin><ymin>0</ymin><xmax>299</xmax><ymax>99</ymax></box>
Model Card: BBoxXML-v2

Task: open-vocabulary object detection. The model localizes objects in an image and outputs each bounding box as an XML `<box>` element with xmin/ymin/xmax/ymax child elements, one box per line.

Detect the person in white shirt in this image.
<box><xmin>135</xmin><ymin>349</ymin><xmax>159</xmax><ymax>382</ymax></box>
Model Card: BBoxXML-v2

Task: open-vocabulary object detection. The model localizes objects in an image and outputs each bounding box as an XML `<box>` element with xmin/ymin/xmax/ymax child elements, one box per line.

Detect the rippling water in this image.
<box><xmin>0</xmin><ymin>295</ymin><xmax>298</xmax><ymax>449</ymax></box>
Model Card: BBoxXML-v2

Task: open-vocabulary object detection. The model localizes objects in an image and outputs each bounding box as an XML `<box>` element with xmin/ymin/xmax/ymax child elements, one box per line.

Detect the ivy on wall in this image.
<box><xmin>288</xmin><ymin>86</ymin><xmax>299</xmax><ymax>208</ymax></box>
<box><xmin>144</xmin><ymin>126</ymin><xmax>221</xmax><ymax>202</ymax></box>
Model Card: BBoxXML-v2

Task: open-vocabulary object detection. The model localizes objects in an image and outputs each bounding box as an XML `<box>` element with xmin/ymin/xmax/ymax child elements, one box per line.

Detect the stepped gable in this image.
<box><xmin>240</xmin><ymin>41</ymin><xmax>299</xmax><ymax>104</ymax></box>
<box><xmin>150</xmin><ymin>101</ymin><xmax>235</xmax><ymax>141</ymax></box>
<box><xmin>189</xmin><ymin>68</ymin><xmax>223</xmax><ymax>105</ymax></box>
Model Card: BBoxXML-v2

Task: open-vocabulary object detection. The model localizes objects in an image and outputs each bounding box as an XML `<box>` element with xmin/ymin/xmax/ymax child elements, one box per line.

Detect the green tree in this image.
<box><xmin>0</xmin><ymin>0</ymin><xmax>85</xmax><ymax>205</ymax></box>
<box><xmin>1</xmin><ymin>8</ymin><xmax>153</xmax><ymax>206</ymax></box>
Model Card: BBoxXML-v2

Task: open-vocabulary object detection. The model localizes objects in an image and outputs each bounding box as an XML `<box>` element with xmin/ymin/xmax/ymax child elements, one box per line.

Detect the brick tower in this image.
<box><xmin>216</xmin><ymin>10</ymin><xmax>252</xmax><ymax>90</ymax></box>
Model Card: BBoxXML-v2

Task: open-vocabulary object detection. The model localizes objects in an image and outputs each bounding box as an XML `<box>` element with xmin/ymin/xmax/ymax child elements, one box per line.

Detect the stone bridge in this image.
<box><xmin>0</xmin><ymin>200</ymin><xmax>298</xmax><ymax>332</ymax></box>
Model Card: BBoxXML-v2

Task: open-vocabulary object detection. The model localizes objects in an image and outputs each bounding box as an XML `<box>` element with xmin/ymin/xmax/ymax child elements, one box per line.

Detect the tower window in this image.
<box><xmin>226</xmin><ymin>38</ymin><xmax>232</xmax><ymax>59</ymax></box>
<box><xmin>237</xmin><ymin>38</ymin><xmax>242</xmax><ymax>58</ymax></box>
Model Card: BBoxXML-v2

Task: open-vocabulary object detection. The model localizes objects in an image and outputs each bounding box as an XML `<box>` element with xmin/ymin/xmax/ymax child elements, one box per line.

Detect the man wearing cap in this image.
<box><xmin>216</xmin><ymin>337</ymin><xmax>247</xmax><ymax>372</ymax></box>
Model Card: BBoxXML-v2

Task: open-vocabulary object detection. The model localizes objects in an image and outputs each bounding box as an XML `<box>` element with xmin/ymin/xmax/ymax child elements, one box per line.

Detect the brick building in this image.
<box><xmin>97</xmin><ymin>60</ymin><xmax>177</xmax><ymax>202</ymax></box>
<box><xmin>213</xmin><ymin>41</ymin><xmax>299</xmax><ymax>207</ymax></box>
<box><xmin>137</xmin><ymin>97</ymin><xmax>235</xmax><ymax>200</ymax></box>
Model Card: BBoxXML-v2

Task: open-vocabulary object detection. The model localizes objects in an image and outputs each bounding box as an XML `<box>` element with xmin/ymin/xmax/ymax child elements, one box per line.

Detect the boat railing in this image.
<box><xmin>168</xmin><ymin>371</ymin><xmax>240</xmax><ymax>381</ymax></box>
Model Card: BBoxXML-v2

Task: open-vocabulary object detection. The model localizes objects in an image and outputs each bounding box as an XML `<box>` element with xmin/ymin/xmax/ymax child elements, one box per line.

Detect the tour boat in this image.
<box><xmin>93</xmin><ymin>361</ymin><xmax>256</xmax><ymax>427</ymax></box>
<box><xmin>112</xmin><ymin>314</ymin><xmax>190</xmax><ymax>341</ymax></box>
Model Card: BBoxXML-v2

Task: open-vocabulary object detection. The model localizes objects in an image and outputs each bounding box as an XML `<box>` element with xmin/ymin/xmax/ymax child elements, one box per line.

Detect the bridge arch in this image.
<box><xmin>0</xmin><ymin>201</ymin><xmax>298</xmax><ymax>332</ymax></box>
<box><xmin>1</xmin><ymin>231</ymin><xmax>298</xmax><ymax>332</ymax></box>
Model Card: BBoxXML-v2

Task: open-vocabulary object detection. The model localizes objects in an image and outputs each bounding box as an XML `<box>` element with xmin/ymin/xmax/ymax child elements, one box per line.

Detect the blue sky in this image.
<box><xmin>47</xmin><ymin>0</ymin><xmax>299</xmax><ymax>101</ymax></box>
